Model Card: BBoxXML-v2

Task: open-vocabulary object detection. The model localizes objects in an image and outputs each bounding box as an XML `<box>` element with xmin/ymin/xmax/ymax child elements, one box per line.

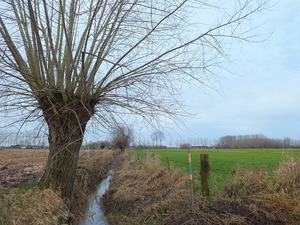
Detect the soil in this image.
<box><xmin>0</xmin><ymin>163</ymin><xmax>44</xmax><ymax>189</ymax></box>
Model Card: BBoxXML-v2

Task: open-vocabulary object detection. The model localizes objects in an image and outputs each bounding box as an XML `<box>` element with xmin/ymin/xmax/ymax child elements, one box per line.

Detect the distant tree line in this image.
<box><xmin>131</xmin><ymin>144</ymin><xmax>168</xmax><ymax>150</ymax></box>
<box><xmin>216</xmin><ymin>134</ymin><xmax>300</xmax><ymax>149</ymax></box>
<box><xmin>2</xmin><ymin>130</ymin><xmax>299</xmax><ymax>150</ymax></box>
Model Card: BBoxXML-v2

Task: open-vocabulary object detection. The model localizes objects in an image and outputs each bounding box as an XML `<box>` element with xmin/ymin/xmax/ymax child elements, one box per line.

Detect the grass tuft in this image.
<box><xmin>223</xmin><ymin>166</ymin><xmax>269</xmax><ymax>197</ymax></box>
<box><xmin>221</xmin><ymin>157</ymin><xmax>300</xmax><ymax>224</ymax></box>
<box><xmin>271</xmin><ymin>158</ymin><xmax>300</xmax><ymax>194</ymax></box>
<box><xmin>0</xmin><ymin>188</ymin><xmax>68</xmax><ymax>225</ymax></box>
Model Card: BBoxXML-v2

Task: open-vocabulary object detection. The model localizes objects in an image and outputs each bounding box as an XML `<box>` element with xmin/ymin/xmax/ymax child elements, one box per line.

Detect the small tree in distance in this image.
<box><xmin>158</xmin><ymin>131</ymin><xmax>165</xmax><ymax>148</ymax></box>
<box><xmin>110</xmin><ymin>126</ymin><xmax>133</xmax><ymax>152</ymax></box>
<box><xmin>151</xmin><ymin>130</ymin><xmax>165</xmax><ymax>148</ymax></box>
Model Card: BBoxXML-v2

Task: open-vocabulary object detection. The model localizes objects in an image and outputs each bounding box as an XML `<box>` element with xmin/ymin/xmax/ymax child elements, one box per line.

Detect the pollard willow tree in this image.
<box><xmin>0</xmin><ymin>0</ymin><xmax>270</xmax><ymax>200</ymax></box>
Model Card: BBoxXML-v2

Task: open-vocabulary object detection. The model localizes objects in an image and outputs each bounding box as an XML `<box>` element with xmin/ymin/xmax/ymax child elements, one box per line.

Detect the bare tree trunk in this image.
<box><xmin>38</xmin><ymin>121</ymin><xmax>83</xmax><ymax>201</ymax></box>
<box><xmin>38</xmin><ymin>93</ymin><xmax>96</xmax><ymax>202</ymax></box>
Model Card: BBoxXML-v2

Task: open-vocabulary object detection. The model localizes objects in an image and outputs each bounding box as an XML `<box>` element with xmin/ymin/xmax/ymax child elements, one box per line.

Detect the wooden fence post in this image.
<box><xmin>166</xmin><ymin>157</ymin><xmax>170</xmax><ymax>171</ymax></box>
<box><xmin>200</xmin><ymin>154</ymin><xmax>210</xmax><ymax>196</ymax></box>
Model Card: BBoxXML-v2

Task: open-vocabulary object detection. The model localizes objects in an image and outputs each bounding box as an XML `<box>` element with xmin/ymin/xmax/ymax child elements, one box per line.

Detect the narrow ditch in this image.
<box><xmin>78</xmin><ymin>171</ymin><xmax>114</xmax><ymax>225</ymax></box>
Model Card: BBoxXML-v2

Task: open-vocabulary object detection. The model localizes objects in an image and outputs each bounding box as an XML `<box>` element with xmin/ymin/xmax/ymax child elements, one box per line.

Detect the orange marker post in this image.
<box><xmin>188</xmin><ymin>146</ymin><xmax>195</xmax><ymax>209</ymax></box>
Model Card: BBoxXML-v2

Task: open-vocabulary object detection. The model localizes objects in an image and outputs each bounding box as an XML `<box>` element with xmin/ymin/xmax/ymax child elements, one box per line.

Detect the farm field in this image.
<box><xmin>0</xmin><ymin>149</ymin><xmax>48</xmax><ymax>189</ymax></box>
<box><xmin>0</xmin><ymin>149</ymin><xmax>111</xmax><ymax>189</ymax></box>
<box><xmin>131</xmin><ymin>148</ymin><xmax>300</xmax><ymax>190</ymax></box>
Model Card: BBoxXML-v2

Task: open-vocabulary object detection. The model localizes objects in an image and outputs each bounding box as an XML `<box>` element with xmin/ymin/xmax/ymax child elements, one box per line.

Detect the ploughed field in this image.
<box><xmin>0</xmin><ymin>149</ymin><xmax>48</xmax><ymax>189</ymax></box>
<box><xmin>0</xmin><ymin>149</ymin><xmax>108</xmax><ymax>189</ymax></box>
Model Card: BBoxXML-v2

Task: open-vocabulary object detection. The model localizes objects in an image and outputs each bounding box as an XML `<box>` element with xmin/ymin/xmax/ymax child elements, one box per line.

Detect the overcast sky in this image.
<box><xmin>168</xmin><ymin>0</ymin><xmax>300</xmax><ymax>144</ymax></box>
<box><xmin>83</xmin><ymin>0</ymin><xmax>300</xmax><ymax>146</ymax></box>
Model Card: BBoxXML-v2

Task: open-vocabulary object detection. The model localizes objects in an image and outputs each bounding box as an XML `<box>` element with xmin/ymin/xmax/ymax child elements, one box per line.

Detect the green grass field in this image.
<box><xmin>130</xmin><ymin>148</ymin><xmax>300</xmax><ymax>191</ymax></box>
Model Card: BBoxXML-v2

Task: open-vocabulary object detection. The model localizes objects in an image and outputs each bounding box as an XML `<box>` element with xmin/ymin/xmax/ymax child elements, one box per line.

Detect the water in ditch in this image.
<box><xmin>79</xmin><ymin>172</ymin><xmax>113</xmax><ymax>225</ymax></box>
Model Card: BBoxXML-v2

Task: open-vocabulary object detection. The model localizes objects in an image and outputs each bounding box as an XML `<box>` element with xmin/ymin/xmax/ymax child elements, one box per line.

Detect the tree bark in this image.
<box><xmin>38</xmin><ymin>92</ymin><xmax>96</xmax><ymax>202</ymax></box>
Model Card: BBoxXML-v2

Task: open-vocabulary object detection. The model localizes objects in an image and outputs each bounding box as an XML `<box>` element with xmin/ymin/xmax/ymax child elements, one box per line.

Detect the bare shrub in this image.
<box><xmin>110</xmin><ymin>126</ymin><xmax>133</xmax><ymax>152</ymax></box>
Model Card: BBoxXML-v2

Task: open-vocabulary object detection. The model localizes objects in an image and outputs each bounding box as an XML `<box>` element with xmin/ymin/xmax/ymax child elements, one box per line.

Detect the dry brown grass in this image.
<box><xmin>223</xmin><ymin>158</ymin><xmax>300</xmax><ymax>197</ymax></box>
<box><xmin>103</xmin><ymin>154</ymin><xmax>190</xmax><ymax>224</ymax></box>
<box><xmin>271</xmin><ymin>158</ymin><xmax>300</xmax><ymax>194</ymax></box>
<box><xmin>103</xmin><ymin>154</ymin><xmax>300</xmax><ymax>225</ymax></box>
<box><xmin>220</xmin><ymin>157</ymin><xmax>300</xmax><ymax>224</ymax></box>
<box><xmin>223</xmin><ymin>166</ymin><xmax>269</xmax><ymax>197</ymax></box>
<box><xmin>0</xmin><ymin>149</ymin><xmax>48</xmax><ymax>166</ymax></box>
<box><xmin>0</xmin><ymin>188</ymin><xmax>68</xmax><ymax>225</ymax></box>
